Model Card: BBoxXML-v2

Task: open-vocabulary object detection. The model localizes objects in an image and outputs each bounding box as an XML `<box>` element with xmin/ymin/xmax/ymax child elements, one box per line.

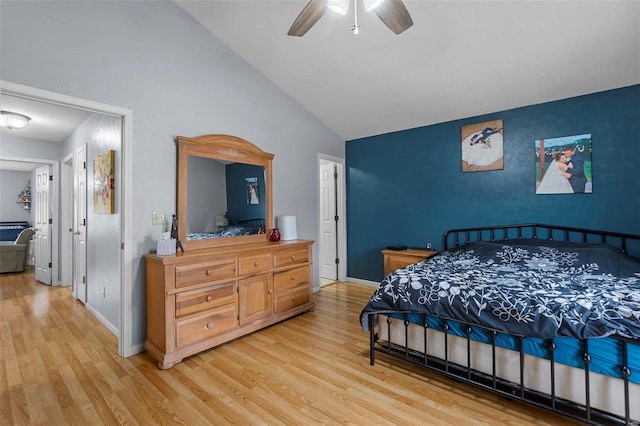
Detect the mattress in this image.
<box><xmin>378</xmin><ymin>314</ymin><xmax>640</xmax><ymax>421</ymax></box>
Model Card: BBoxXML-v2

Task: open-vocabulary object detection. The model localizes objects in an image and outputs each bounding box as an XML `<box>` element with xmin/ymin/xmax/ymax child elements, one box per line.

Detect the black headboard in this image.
<box><xmin>235</xmin><ymin>218</ymin><xmax>265</xmax><ymax>228</ymax></box>
<box><xmin>442</xmin><ymin>223</ymin><xmax>640</xmax><ymax>256</ymax></box>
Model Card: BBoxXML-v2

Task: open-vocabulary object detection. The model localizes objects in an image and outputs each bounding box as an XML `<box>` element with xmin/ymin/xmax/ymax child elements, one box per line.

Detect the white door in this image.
<box><xmin>74</xmin><ymin>145</ymin><xmax>88</xmax><ymax>303</ymax></box>
<box><xmin>35</xmin><ymin>166</ymin><xmax>52</xmax><ymax>285</ymax></box>
<box><xmin>60</xmin><ymin>155</ymin><xmax>73</xmax><ymax>287</ymax></box>
<box><xmin>320</xmin><ymin>161</ymin><xmax>338</xmax><ymax>281</ymax></box>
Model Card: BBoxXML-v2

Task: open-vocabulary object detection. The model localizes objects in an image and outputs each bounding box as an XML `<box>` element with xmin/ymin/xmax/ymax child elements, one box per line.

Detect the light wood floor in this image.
<box><xmin>0</xmin><ymin>270</ymin><xmax>580</xmax><ymax>425</ymax></box>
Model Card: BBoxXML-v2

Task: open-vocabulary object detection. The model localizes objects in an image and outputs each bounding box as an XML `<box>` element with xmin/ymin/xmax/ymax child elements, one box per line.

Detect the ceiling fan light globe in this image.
<box><xmin>327</xmin><ymin>0</ymin><xmax>349</xmax><ymax>15</ymax></box>
<box><xmin>363</xmin><ymin>0</ymin><xmax>385</xmax><ymax>12</ymax></box>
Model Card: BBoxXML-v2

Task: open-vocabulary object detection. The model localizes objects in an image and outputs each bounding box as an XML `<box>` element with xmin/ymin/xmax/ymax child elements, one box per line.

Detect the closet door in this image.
<box><xmin>74</xmin><ymin>145</ymin><xmax>87</xmax><ymax>303</ymax></box>
<box><xmin>35</xmin><ymin>166</ymin><xmax>52</xmax><ymax>285</ymax></box>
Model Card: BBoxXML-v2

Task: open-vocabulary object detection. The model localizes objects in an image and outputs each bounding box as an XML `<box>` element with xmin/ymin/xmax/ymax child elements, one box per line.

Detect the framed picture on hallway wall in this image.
<box><xmin>461</xmin><ymin>119</ymin><xmax>504</xmax><ymax>172</ymax></box>
<box><xmin>93</xmin><ymin>150</ymin><xmax>115</xmax><ymax>214</ymax></box>
<box><xmin>535</xmin><ymin>134</ymin><xmax>592</xmax><ymax>194</ymax></box>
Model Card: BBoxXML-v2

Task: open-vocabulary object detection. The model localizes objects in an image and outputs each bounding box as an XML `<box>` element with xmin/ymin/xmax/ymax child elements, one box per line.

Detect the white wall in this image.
<box><xmin>0</xmin><ymin>134</ymin><xmax>62</xmax><ymax>226</ymax></box>
<box><xmin>0</xmin><ymin>1</ymin><xmax>344</xmax><ymax>353</ymax></box>
<box><xmin>0</xmin><ymin>170</ymin><xmax>32</xmax><ymax>223</ymax></box>
<box><xmin>0</xmin><ymin>134</ymin><xmax>63</xmax><ymax>160</ymax></box>
<box><xmin>62</xmin><ymin>113</ymin><xmax>122</xmax><ymax>331</ymax></box>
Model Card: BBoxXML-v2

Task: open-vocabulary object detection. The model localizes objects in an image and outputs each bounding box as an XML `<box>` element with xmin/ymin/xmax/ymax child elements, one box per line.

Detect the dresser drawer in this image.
<box><xmin>175</xmin><ymin>304</ymin><xmax>238</xmax><ymax>348</ymax></box>
<box><xmin>274</xmin><ymin>285</ymin><xmax>310</xmax><ymax>313</ymax></box>
<box><xmin>273</xmin><ymin>247</ymin><xmax>309</xmax><ymax>269</ymax></box>
<box><xmin>238</xmin><ymin>253</ymin><xmax>272</xmax><ymax>276</ymax></box>
<box><xmin>175</xmin><ymin>282</ymin><xmax>236</xmax><ymax>318</ymax></box>
<box><xmin>274</xmin><ymin>265</ymin><xmax>310</xmax><ymax>293</ymax></box>
<box><xmin>175</xmin><ymin>258</ymin><xmax>237</xmax><ymax>289</ymax></box>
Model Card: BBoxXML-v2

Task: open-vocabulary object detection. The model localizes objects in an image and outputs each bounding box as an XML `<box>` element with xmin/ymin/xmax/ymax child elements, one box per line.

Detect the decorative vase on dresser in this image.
<box><xmin>144</xmin><ymin>134</ymin><xmax>315</xmax><ymax>369</ymax></box>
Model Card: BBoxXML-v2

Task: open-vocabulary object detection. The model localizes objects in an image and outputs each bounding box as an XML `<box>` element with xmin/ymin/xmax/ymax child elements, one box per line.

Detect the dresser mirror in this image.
<box><xmin>177</xmin><ymin>134</ymin><xmax>274</xmax><ymax>250</ymax></box>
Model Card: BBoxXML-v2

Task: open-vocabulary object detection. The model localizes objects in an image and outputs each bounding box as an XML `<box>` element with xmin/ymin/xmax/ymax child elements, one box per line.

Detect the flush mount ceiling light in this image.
<box><xmin>0</xmin><ymin>111</ymin><xmax>31</xmax><ymax>130</ymax></box>
<box><xmin>288</xmin><ymin>0</ymin><xmax>413</xmax><ymax>37</ymax></box>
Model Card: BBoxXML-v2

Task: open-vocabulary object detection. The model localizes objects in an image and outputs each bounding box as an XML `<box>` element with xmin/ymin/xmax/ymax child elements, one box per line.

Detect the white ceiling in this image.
<box><xmin>0</xmin><ymin>95</ymin><xmax>91</xmax><ymax>143</ymax></box>
<box><xmin>0</xmin><ymin>94</ymin><xmax>92</xmax><ymax>171</ymax></box>
<box><xmin>176</xmin><ymin>0</ymin><xmax>640</xmax><ymax>141</ymax></box>
<box><xmin>1</xmin><ymin>0</ymin><xmax>638</xmax><ymax>173</ymax></box>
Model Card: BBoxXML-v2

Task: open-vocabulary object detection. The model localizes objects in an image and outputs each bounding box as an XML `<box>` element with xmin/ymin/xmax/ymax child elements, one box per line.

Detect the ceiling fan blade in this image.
<box><xmin>288</xmin><ymin>0</ymin><xmax>328</xmax><ymax>37</ymax></box>
<box><xmin>374</xmin><ymin>0</ymin><xmax>413</xmax><ymax>35</ymax></box>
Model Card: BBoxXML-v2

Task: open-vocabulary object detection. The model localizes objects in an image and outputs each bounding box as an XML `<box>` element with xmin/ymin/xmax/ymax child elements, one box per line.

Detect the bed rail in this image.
<box><xmin>369</xmin><ymin>312</ymin><xmax>638</xmax><ymax>425</ymax></box>
<box><xmin>442</xmin><ymin>223</ymin><xmax>640</xmax><ymax>255</ymax></box>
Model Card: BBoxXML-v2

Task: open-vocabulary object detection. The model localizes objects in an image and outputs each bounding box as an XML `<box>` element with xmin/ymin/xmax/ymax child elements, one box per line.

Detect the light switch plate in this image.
<box><xmin>152</xmin><ymin>211</ymin><xmax>165</xmax><ymax>225</ymax></box>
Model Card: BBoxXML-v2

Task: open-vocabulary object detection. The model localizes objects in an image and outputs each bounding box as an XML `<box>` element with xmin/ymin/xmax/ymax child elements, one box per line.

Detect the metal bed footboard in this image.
<box><xmin>369</xmin><ymin>312</ymin><xmax>638</xmax><ymax>425</ymax></box>
<box><xmin>368</xmin><ymin>223</ymin><xmax>640</xmax><ymax>425</ymax></box>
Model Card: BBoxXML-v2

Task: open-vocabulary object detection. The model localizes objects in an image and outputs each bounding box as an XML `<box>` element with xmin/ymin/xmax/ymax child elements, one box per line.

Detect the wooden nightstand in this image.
<box><xmin>382</xmin><ymin>248</ymin><xmax>438</xmax><ymax>276</ymax></box>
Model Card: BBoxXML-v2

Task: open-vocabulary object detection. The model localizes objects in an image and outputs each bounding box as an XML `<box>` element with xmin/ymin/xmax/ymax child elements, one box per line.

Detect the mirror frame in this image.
<box><xmin>177</xmin><ymin>134</ymin><xmax>274</xmax><ymax>250</ymax></box>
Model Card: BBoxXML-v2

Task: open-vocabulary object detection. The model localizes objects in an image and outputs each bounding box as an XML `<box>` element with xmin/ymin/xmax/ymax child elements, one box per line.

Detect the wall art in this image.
<box><xmin>535</xmin><ymin>134</ymin><xmax>592</xmax><ymax>194</ymax></box>
<box><xmin>246</xmin><ymin>176</ymin><xmax>260</xmax><ymax>204</ymax></box>
<box><xmin>93</xmin><ymin>149</ymin><xmax>115</xmax><ymax>213</ymax></box>
<box><xmin>461</xmin><ymin>119</ymin><xmax>504</xmax><ymax>172</ymax></box>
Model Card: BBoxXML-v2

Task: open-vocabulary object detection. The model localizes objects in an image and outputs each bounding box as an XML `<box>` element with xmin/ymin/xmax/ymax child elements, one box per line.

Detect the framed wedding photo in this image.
<box><xmin>535</xmin><ymin>134</ymin><xmax>592</xmax><ymax>194</ymax></box>
<box><xmin>461</xmin><ymin>119</ymin><xmax>504</xmax><ymax>172</ymax></box>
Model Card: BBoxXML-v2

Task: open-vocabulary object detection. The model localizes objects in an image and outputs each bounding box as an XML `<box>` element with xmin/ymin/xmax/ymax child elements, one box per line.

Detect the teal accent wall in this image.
<box><xmin>346</xmin><ymin>85</ymin><xmax>640</xmax><ymax>282</ymax></box>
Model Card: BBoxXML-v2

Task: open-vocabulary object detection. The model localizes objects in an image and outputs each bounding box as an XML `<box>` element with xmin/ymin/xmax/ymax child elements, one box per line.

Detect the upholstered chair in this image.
<box><xmin>0</xmin><ymin>228</ymin><xmax>35</xmax><ymax>273</ymax></box>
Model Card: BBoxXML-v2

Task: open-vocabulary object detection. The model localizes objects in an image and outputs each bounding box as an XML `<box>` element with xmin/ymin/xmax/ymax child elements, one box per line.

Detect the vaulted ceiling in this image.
<box><xmin>1</xmin><ymin>0</ymin><xmax>638</xmax><ymax>159</ymax></box>
<box><xmin>176</xmin><ymin>0</ymin><xmax>640</xmax><ymax>141</ymax></box>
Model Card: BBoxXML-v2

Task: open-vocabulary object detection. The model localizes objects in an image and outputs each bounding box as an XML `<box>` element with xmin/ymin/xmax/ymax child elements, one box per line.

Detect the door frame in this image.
<box><xmin>317</xmin><ymin>154</ymin><xmax>347</xmax><ymax>283</ymax></box>
<box><xmin>1</xmin><ymin>155</ymin><xmax>58</xmax><ymax>282</ymax></box>
<box><xmin>34</xmin><ymin>165</ymin><xmax>53</xmax><ymax>285</ymax></box>
<box><xmin>1</xmin><ymin>80</ymin><xmax>134</xmax><ymax>357</ymax></box>
<box><xmin>74</xmin><ymin>144</ymin><xmax>88</xmax><ymax>304</ymax></box>
<box><xmin>60</xmin><ymin>153</ymin><xmax>73</xmax><ymax>288</ymax></box>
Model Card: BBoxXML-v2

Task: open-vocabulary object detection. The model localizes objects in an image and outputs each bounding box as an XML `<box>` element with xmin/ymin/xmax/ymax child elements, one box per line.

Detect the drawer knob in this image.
<box><xmin>268</xmin><ymin>289</ymin><xmax>273</xmax><ymax>295</ymax></box>
<box><xmin>253</xmin><ymin>261</ymin><xmax>259</xmax><ymax>267</ymax></box>
<box><xmin>290</xmin><ymin>275</ymin><xmax>295</xmax><ymax>281</ymax></box>
<box><xmin>206</xmin><ymin>322</ymin><xmax>214</xmax><ymax>330</ymax></box>
<box><xmin>291</xmin><ymin>296</ymin><xmax>296</xmax><ymax>301</ymax></box>
<box><xmin>206</xmin><ymin>295</ymin><xmax>213</xmax><ymax>302</ymax></box>
<box><xmin>206</xmin><ymin>270</ymin><xmax>212</xmax><ymax>276</ymax></box>
<box><xmin>290</xmin><ymin>255</ymin><xmax>296</xmax><ymax>260</ymax></box>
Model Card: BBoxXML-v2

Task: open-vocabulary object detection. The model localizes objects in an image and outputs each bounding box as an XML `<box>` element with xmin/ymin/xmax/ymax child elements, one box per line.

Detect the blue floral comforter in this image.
<box><xmin>188</xmin><ymin>226</ymin><xmax>260</xmax><ymax>240</ymax></box>
<box><xmin>360</xmin><ymin>240</ymin><xmax>640</xmax><ymax>340</ymax></box>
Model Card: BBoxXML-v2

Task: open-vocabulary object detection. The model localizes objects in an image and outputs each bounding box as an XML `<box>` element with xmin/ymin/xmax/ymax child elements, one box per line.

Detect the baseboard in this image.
<box><xmin>85</xmin><ymin>304</ymin><xmax>119</xmax><ymax>337</ymax></box>
<box><xmin>346</xmin><ymin>276</ymin><xmax>379</xmax><ymax>287</ymax></box>
<box><xmin>126</xmin><ymin>342</ymin><xmax>146</xmax><ymax>357</ymax></box>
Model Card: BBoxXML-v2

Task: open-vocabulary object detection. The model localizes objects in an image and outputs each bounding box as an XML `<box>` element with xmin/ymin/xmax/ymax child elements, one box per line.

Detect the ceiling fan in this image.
<box><xmin>288</xmin><ymin>0</ymin><xmax>413</xmax><ymax>37</ymax></box>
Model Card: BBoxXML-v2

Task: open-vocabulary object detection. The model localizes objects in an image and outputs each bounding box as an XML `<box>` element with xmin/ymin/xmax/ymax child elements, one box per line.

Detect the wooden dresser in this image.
<box><xmin>145</xmin><ymin>239</ymin><xmax>314</xmax><ymax>369</ymax></box>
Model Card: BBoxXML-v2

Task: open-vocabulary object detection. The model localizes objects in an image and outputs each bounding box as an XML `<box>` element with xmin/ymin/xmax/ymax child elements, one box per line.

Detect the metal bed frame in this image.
<box><xmin>368</xmin><ymin>223</ymin><xmax>640</xmax><ymax>425</ymax></box>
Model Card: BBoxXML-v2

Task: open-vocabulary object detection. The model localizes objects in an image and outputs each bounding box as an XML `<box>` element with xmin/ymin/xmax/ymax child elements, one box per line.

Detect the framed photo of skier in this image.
<box><xmin>535</xmin><ymin>134</ymin><xmax>592</xmax><ymax>194</ymax></box>
<box><xmin>461</xmin><ymin>119</ymin><xmax>504</xmax><ymax>172</ymax></box>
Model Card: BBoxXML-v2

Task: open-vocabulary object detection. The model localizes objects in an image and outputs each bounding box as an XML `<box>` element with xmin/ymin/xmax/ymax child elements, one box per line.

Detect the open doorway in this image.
<box><xmin>1</xmin><ymin>80</ymin><xmax>134</xmax><ymax>357</ymax></box>
<box><xmin>318</xmin><ymin>155</ymin><xmax>346</xmax><ymax>286</ymax></box>
<box><xmin>0</xmin><ymin>158</ymin><xmax>59</xmax><ymax>278</ymax></box>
